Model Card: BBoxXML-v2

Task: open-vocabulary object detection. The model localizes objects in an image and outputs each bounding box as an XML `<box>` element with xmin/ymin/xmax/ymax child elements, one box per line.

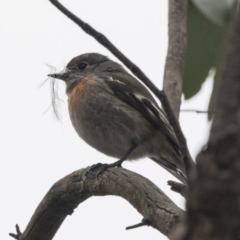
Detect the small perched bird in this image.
<box><xmin>48</xmin><ymin>53</ymin><xmax>187</xmax><ymax>184</ymax></box>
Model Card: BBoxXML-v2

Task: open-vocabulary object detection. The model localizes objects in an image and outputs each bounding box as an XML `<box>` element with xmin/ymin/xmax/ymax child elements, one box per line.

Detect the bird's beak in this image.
<box><xmin>48</xmin><ymin>72</ymin><xmax>69</xmax><ymax>81</ymax></box>
<box><xmin>48</xmin><ymin>73</ymin><xmax>61</xmax><ymax>79</ymax></box>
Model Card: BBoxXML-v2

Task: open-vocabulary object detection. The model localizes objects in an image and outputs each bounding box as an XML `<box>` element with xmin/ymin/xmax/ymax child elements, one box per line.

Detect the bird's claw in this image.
<box><xmin>88</xmin><ymin>161</ymin><xmax>123</xmax><ymax>179</ymax></box>
<box><xmin>87</xmin><ymin>163</ymin><xmax>110</xmax><ymax>179</ymax></box>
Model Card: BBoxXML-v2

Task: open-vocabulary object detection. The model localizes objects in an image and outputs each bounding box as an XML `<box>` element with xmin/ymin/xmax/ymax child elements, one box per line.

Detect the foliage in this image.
<box><xmin>183</xmin><ymin>0</ymin><xmax>232</xmax><ymax>118</ymax></box>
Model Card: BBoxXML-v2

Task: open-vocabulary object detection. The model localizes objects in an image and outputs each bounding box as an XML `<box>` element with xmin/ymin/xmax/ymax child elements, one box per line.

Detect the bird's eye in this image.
<box><xmin>78</xmin><ymin>63</ymin><xmax>87</xmax><ymax>70</ymax></box>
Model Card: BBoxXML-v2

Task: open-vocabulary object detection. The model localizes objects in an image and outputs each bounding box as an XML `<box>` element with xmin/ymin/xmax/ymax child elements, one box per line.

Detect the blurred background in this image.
<box><xmin>0</xmin><ymin>0</ymin><xmax>233</xmax><ymax>239</ymax></box>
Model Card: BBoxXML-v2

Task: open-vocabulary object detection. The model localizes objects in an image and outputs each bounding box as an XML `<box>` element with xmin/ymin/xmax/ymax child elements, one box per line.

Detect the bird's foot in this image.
<box><xmin>87</xmin><ymin>144</ymin><xmax>138</xmax><ymax>178</ymax></box>
<box><xmin>88</xmin><ymin>160</ymin><xmax>123</xmax><ymax>178</ymax></box>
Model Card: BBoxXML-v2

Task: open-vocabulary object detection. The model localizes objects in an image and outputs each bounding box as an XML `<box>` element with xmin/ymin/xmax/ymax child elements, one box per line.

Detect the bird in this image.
<box><xmin>48</xmin><ymin>53</ymin><xmax>187</xmax><ymax>184</ymax></box>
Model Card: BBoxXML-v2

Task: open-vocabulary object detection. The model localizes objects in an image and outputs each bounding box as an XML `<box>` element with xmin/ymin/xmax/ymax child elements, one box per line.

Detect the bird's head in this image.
<box><xmin>48</xmin><ymin>53</ymin><xmax>125</xmax><ymax>88</ymax></box>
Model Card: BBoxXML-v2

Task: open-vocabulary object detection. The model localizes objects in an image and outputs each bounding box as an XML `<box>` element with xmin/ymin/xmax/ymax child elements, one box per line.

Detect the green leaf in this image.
<box><xmin>183</xmin><ymin>1</ymin><xmax>229</xmax><ymax>121</ymax></box>
<box><xmin>192</xmin><ymin>0</ymin><xmax>235</xmax><ymax>26</ymax></box>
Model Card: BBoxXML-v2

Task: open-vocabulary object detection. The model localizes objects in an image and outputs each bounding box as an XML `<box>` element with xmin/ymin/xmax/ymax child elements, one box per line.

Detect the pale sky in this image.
<box><xmin>0</xmin><ymin>1</ymin><xmax>212</xmax><ymax>239</ymax></box>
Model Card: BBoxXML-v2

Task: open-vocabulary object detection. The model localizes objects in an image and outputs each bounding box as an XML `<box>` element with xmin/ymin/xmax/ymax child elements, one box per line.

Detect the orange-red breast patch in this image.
<box><xmin>67</xmin><ymin>77</ymin><xmax>88</xmax><ymax>95</ymax></box>
<box><xmin>67</xmin><ymin>77</ymin><xmax>88</xmax><ymax>110</ymax></box>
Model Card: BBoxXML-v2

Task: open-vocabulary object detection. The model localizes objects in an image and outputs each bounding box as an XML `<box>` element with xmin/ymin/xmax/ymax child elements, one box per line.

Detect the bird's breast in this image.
<box><xmin>67</xmin><ymin>77</ymin><xmax>89</xmax><ymax>106</ymax></box>
<box><xmin>66</xmin><ymin>77</ymin><xmax>154</xmax><ymax>159</ymax></box>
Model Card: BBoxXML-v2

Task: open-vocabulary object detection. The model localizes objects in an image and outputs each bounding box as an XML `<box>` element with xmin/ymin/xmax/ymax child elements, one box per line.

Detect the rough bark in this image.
<box><xmin>19</xmin><ymin>167</ymin><xmax>184</xmax><ymax>240</ymax></box>
<box><xmin>174</xmin><ymin>10</ymin><xmax>240</xmax><ymax>240</ymax></box>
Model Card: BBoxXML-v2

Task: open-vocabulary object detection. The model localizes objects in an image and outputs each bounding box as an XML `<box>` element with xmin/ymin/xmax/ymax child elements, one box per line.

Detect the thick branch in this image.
<box><xmin>179</xmin><ymin>10</ymin><xmax>240</xmax><ymax>240</ymax></box>
<box><xmin>163</xmin><ymin>0</ymin><xmax>188</xmax><ymax>118</ymax></box>
<box><xmin>49</xmin><ymin>0</ymin><xmax>195</xmax><ymax>180</ymax></box>
<box><xmin>18</xmin><ymin>167</ymin><xmax>184</xmax><ymax>240</ymax></box>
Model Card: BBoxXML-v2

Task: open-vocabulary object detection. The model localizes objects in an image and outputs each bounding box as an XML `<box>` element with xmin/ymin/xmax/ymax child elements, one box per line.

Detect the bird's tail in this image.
<box><xmin>150</xmin><ymin>157</ymin><xmax>188</xmax><ymax>185</ymax></box>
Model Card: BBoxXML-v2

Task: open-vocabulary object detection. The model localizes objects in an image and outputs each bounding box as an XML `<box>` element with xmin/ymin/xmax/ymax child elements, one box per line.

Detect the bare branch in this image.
<box><xmin>180</xmin><ymin>10</ymin><xmax>240</xmax><ymax>240</ymax></box>
<box><xmin>181</xmin><ymin>109</ymin><xmax>215</xmax><ymax>114</ymax></box>
<box><xmin>18</xmin><ymin>167</ymin><xmax>184</xmax><ymax>240</ymax></box>
<box><xmin>126</xmin><ymin>219</ymin><xmax>150</xmax><ymax>230</ymax></box>
<box><xmin>49</xmin><ymin>0</ymin><xmax>195</xmax><ymax>181</ymax></box>
<box><xmin>163</xmin><ymin>0</ymin><xmax>188</xmax><ymax>118</ymax></box>
<box><xmin>9</xmin><ymin>225</ymin><xmax>22</xmax><ymax>240</ymax></box>
<box><xmin>168</xmin><ymin>181</ymin><xmax>187</xmax><ymax>198</ymax></box>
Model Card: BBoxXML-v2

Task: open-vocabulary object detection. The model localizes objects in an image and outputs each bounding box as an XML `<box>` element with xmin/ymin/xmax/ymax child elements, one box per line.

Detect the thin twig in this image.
<box><xmin>168</xmin><ymin>180</ymin><xmax>187</xmax><ymax>198</ymax></box>
<box><xmin>49</xmin><ymin>0</ymin><xmax>195</xmax><ymax>178</ymax></box>
<box><xmin>9</xmin><ymin>224</ymin><xmax>22</xmax><ymax>240</ymax></box>
<box><xmin>126</xmin><ymin>219</ymin><xmax>150</xmax><ymax>230</ymax></box>
<box><xmin>181</xmin><ymin>109</ymin><xmax>215</xmax><ymax>114</ymax></box>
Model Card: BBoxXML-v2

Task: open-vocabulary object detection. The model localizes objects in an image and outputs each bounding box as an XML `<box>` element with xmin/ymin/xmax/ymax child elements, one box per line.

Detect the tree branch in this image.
<box><xmin>179</xmin><ymin>10</ymin><xmax>240</xmax><ymax>240</ymax></box>
<box><xmin>16</xmin><ymin>167</ymin><xmax>184</xmax><ymax>240</ymax></box>
<box><xmin>49</xmin><ymin>0</ymin><xmax>195</xmax><ymax>180</ymax></box>
<box><xmin>181</xmin><ymin>109</ymin><xmax>215</xmax><ymax>114</ymax></box>
<box><xmin>168</xmin><ymin>181</ymin><xmax>187</xmax><ymax>198</ymax></box>
<box><xmin>163</xmin><ymin>0</ymin><xmax>188</xmax><ymax>118</ymax></box>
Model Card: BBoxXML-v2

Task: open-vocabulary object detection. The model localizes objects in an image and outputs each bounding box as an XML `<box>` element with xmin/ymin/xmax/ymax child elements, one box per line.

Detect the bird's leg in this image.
<box><xmin>88</xmin><ymin>143</ymin><xmax>138</xmax><ymax>176</ymax></box>
<box><xmin>109</xmin><ymin>143</ymin><xmax>138</xmax><ymax>167</ymax></box>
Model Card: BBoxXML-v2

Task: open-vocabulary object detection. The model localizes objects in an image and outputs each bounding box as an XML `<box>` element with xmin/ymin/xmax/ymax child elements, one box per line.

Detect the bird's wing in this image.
<box><xmin>102</xmin><ymin>75</ymin><xmax>180</xmax><ymax>153</ymax></box>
